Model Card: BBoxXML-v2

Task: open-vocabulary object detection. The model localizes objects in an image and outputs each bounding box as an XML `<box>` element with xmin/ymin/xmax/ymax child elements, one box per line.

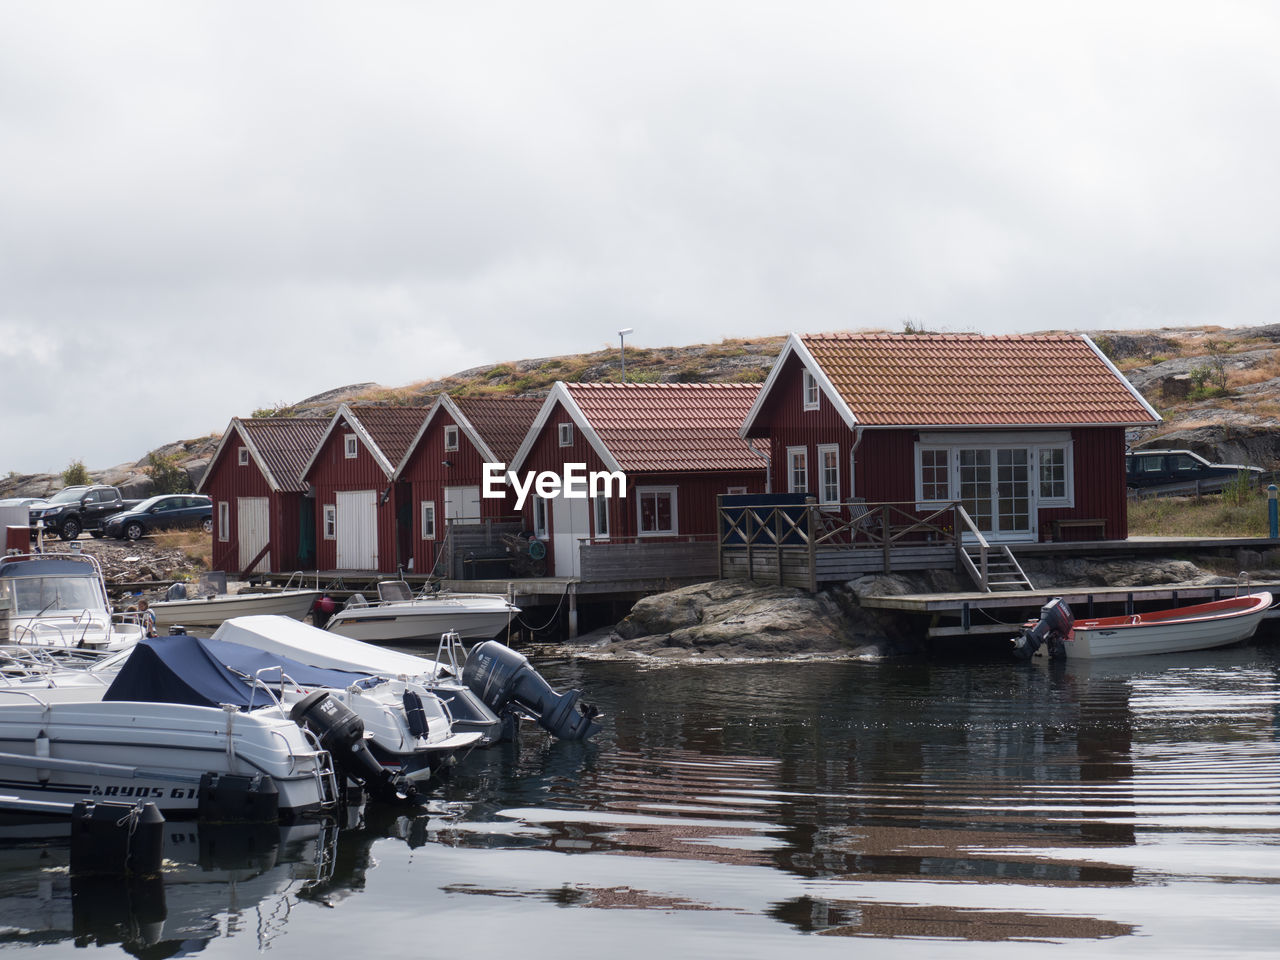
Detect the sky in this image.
<box><xmin>4</xmin><ymin>1</ymin><xmax>1280</xmax><ymax>475</ymax></box>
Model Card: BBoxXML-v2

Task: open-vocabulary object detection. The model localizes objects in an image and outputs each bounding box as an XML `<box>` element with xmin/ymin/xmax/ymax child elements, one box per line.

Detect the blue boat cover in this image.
<box><xmin>103</xmin><ymin>634</ymin><xmax>380</xmax><ymax>708</ymax></box>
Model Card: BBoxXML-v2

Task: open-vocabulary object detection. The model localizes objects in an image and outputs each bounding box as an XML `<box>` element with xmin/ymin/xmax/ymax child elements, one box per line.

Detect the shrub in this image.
<box><xmin>62</xmin><ymin>460</ymin><xmax>90</xmax><ymax>486</ymax></box>
<box><xmin>147</xmin><ymin>452</ymin><xmax>192</xmax><ymax>494</ymax></box>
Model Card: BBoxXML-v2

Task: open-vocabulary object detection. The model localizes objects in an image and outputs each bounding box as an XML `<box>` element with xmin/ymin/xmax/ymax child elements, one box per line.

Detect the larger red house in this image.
<box><xmin>507</xmin><ymin>382</ymin><xmax>768</xmax><ymax>577</ymax></box>
<box><xmin>300</xmin><ymin>404</ymin><xmax>430</xmax><ymax>573</ymax></box>
<box><xmin>198</xmin><ymin>417</ymin><xmax>329</xmax><ymax>574</ymax></box>
<box><xmin>741</xmin><ymin>332</ymin><xmax>1161</xmax><ymax>542</ymax></box>
<box><xmin>395</xmin><ymin>394</ymin><xmax>543</xmax><ymax>576</ymax></box>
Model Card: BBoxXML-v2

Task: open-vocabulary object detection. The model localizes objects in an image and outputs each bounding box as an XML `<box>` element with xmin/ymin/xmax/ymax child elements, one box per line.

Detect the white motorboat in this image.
<box><xmin>0</xmin><ymin>553</ymin><xmax>143</xmax><ymax>654</ymax></box>
<box><xmin>149</xmin><ymin>588</ymin><xmax>320</xmax><ymax>631</ymax></box>
<box><xmin>323</xmin><ymin>580</ymin><xmax>518</xmax><ymax>643</ymax></box>
<box><xmin>1012</xmin><ymin>592</ymin><xmax>1274</xmax><ymax>660</ymax></box>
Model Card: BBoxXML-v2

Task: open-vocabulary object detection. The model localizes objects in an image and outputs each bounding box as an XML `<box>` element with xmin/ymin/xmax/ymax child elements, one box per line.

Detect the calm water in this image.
<box><xmin>5</xmin><ymin>639</ymin><xmax>1280</xmax><ymax>958</ymax></box>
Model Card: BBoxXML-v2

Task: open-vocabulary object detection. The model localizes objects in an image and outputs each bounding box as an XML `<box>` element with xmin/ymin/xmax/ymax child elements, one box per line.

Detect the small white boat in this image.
<box><xmin>149</xmin><ymin>588</ymin><xmax>320</xmax><ymax>631</ymax></box>
<box><xmin>1013</xmin><ymin>592</ymin><xmax>1274</xmax><ymax>660</ymax></box>
<box><xmin>0</xmin><ymin>553</ymin><xmax>143</xmax><ymax>654</ymax></box>
<box><xmin>323</xmin><ymin>580</ymin><xmax>518</xmax><ymax>643</ymax></box>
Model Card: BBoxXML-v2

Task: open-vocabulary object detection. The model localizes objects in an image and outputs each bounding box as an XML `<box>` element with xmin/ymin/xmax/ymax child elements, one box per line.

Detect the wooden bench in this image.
<box><xmin>1051</xmin><ymin>518</ymin><xmax>1107</xmax><ymax>542</ymax></box>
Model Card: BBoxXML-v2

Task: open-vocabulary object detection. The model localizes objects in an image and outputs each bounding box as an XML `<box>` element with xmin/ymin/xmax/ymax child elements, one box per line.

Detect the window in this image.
<box><xmin>1039</xmin><ymin>448</ymin><xmax>1067</xmax><ymax>500</ymax></box>
<box><xmin>637</xmin><ymin>486</ymin><xmax>678</xmax><ymax>536</ymax></box>
<box><xmin>817</xmin><ymin>444</ymin><xmax>840</xmax><ymax>504</ymax></box>
<box><xmin>802</xmin><ymin>369</ymin><xmax>820</xmax><ymax>411</ymax></box>
<box><xmin>919</xmin><ymin>448</ymin><xmax>951</xmax><ymax>501</ymax></box>
<box><xmin>593</xmin><ymin>496</ymin><xmax>610</xmax><ymax>540</ymax></box>
<box><xmin>343</xmin><ymin>434</ymin><xmax>358</xmax><ymax>459</ymax></box>
<box><xmin>532</xmin><ymin>495</ymin><xmax>548</xmax><ymax>539</ymax></box>
<box><xmin>238</xmin><ymin>446</ymin><xmax>249</xmax><ymax>466</ymax></box>
<box><xmin>558</xmin><ymin>422</ymin><xmax>574</xmax><ymax>447</ymax></box>
<box><xmin>444</xmin><ymin>426</ymin><xmax>459</xmax><ymax>452</ymax></box>
<box><xmin>786</xmin><ymin>446</ymin><xmax>808</xmax><ymax>494</ymax></box>
<box><xmin>420</xmin><ymin>501</ymin><xmax>436</xmax><ymax>540</ymax></box>
<box><xmin>323</xmin><ymin>505</ymin><xmax>336</xmax><ymax>540</ymax></box>
<box><xmin>218</xmin><ymin>502</ymin><xmax>229</xmax><ymax>542</ymax></box>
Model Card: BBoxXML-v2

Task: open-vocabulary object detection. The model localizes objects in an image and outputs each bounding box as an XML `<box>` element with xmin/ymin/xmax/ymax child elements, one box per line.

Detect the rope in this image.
<box><xmin>514</xmin><ymin>585</ymin><xmax>571</xmax><ymax>634</ymax></box>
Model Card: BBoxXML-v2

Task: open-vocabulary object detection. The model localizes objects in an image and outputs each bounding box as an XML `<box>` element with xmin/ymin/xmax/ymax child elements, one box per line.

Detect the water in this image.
<box><xmin>5</xmin><ymin>642</ymin><xmax>1280</xmax><ymax>957</ymax></box>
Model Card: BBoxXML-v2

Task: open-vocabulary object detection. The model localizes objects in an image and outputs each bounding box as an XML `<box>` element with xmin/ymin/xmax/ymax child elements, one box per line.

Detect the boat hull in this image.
<box><xmin>151</xmin><ymin>590</ymin><xmax>320</xmax><ymax>630</ymax></box>
<box><xmin>325</xmin><ymin>598</ymin><xmax>516</xmax><ymax>643</ymax></box>
<box><xmin>1063</xmin><ymin>593</ymin><xmax>1272</xmax><ymax>660</ymax></box>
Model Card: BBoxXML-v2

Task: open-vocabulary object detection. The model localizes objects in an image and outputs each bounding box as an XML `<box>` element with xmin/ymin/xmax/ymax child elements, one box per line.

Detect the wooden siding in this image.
<box><xmin>203</xmin><ymin>426</ymin><xmax>307</xmax><ymax>574</ymax></box>
<box><xmin>580</xmin><ymin>541</ymin><xmax>719</xmax><ymax>581</ymax></box>
<box><xmin>305</xmin><ymin>420</ymin><xmax>398</xmax><ymax>573</ymax></box>
<box><xmin>400</xmin><ymin>409</ymin><xmax>520</xmax><ymax>574</ymax></box>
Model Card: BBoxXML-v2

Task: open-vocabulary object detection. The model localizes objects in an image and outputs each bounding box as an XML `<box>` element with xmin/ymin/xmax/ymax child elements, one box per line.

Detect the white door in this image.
<box><xmin>443</xmin><ymin>486</ymin><xmax>481</xmax><ymax>521</ymax></box>
<box><xmin>958</xmin><ymin>448</ymin><xmax>1033</xmax><ymax>541</ymax></box>
<box><xmin>336</xmin><ymin>489</ymin><xmax>378</xmax><ymax>570</ymax></box>
<box><xmin>237</xmin><ymin>497</ymin><xmax>270</xmax><ymax>573</ymax></box>
<box><xmin>551</xmin><ymin>495</ymin><xmax>590</xmax><ymax>577</ymax></box>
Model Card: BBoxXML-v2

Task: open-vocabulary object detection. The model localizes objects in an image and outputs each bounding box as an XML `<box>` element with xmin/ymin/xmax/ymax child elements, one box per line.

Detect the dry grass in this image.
<box><xmin>1128</xmin><ymin>485</ymin><xmax>1273</xmax><ymax>538</ymax></box>
<box><xmin>152</xmin><ymin>528</ymin><xmax>213</xmax><ymax>571</ymax></box>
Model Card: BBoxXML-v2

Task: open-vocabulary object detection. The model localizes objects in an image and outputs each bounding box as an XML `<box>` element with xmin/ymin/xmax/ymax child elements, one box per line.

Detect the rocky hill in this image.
<box><xmin>4</xmin><ymin>326</ymin><xmax>1278</xmax><ymax>500</ymax></box>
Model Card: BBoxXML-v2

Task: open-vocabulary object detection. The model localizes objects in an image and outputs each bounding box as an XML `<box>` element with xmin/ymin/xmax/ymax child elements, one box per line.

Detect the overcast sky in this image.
<box><xmin>4</xmin><ymin>1</ymin><xmax>1279</xmax><ymax>475</ymax></box>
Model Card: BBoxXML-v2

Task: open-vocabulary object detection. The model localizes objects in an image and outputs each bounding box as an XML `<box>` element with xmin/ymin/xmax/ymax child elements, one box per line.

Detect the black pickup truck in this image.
<box><xmin>28</xmin><ymin>485</ymin><xmax>143</xmax><ymax>540</ymax></box>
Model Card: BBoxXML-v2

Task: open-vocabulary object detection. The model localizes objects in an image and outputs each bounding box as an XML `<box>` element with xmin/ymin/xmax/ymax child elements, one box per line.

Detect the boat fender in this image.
<box><xmin>461</xmin><ymin>640</ymin><xmax>602</xmax><ymax>741</ymax></box>
<box><xmin>290</xmin><ymin>690</ymin><xmax>420</xmax><ymax>805</ymax></box>
<box><xmin>402</xmin><ymin>690</ymin><xmax>431</xmax><ymax>739</ymax></box>
<box><xmin>70</xmin><ymin>800</ymin><xmax>165</xmax><ymax>877</ymax></box>
<box><xmin>197</xmin><ymin>772</ymin><xmax>280</xmax><ymax>823</ymax></box>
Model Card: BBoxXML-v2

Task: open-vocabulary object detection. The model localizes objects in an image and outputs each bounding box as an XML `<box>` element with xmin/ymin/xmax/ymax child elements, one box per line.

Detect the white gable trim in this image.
<box><xmin>739</xmin><ymin>333</ymin><xmax>859</xmax><ymax>438</ymax></box>
<box><xmin>391</xmin><ymin>394</ymin><xmax>500</xmax><ymax>479</ymax></box>
<box><xmin>300</xmin><ymin>404</ymin><xmax>396</xmax><ymax>482</ymax></box>
<box><xmin>198</xmin><ymin>419</ymin><xmax>283</xmax><ymax>494</ymax></box>
<box><xmin>508</xmin><ymin>382</ymin><xmax>623</xmax><ymax>475</ymax></box>
<box><xmin>1080</xmin><ymin>334</ymin><xmax>1163</xmax><ymax>425</ymax></box>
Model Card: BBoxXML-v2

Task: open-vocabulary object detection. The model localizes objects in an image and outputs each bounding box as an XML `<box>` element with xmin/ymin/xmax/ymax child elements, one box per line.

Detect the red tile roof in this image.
<box><xmin>346</xmin><ymin>406</ymin><xmax>431</xmax><ymax>466</ymax></box>
<box><xmin>454</xmin><ymin>396</ymin><xmax>544</xmax><ymax>463</ymax></box>
<box><xmin>800</xmin><ymin>333</ymin><xmax>1157</xmax><ymax>426</ymax></box>
<box><xmin>566</xmin><ymin>383</ymin><xmax>764</xmax><ymax>472</ymax></box>
<box><xmin>237</xmin><ymin>418</ymin><xmax>328</xmax><ymax>492</ymax></box>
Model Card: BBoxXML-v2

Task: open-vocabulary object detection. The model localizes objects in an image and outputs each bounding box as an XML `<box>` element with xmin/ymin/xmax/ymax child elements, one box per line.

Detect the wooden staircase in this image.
<box><xmin>961</xmin><ymin>543</ymin><xmax>1034</xmax><ymax>592</ymax></box>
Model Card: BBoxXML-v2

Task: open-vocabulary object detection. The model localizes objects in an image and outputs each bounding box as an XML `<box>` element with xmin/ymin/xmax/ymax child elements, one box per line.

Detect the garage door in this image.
<box><xmin>551</xmin><ymin>495</ymin><xmax>590</xmax><ymax>577</ymax></box>
<box><xmin>237</xmin><ymin>497</ymin><xmax>270</xmax><ymax>573</ymax></box>
<box><xmin>336</xmin><ymin>489</ymin><xmax>378</xmax><ymax>570</ymax></box>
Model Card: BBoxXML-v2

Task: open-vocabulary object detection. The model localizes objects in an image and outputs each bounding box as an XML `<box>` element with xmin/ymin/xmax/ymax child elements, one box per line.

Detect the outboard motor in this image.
<box><xmin>1011</xmin><ymin>598</ymin><xmax>1074</xmax><ymax>660</ymax></box>
<box><xmin>289</xmin><ymin>691</ymin><xmax>418</xmax><ymax>804</ymax></box>
<box><xmin>462</xmin><ymin>641</ymin><xmax>602</xmax><ymax>741</ymax></box>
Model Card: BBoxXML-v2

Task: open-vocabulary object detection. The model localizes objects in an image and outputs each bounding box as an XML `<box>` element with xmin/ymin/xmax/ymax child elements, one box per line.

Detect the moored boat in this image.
<box><xmin>149</xmin><ymin>588</ymin><xmax>320</xmax><ymax>631</ymax></box>
<box><xmin>1012</xmin><ymin>592</ymin><xmax>1274</xmax><ymax>660</ymax></box>
<box><xmin>322</xmin><ymin>580</ymin><xmax>518</xmax><ymax>643</ymax></box>
<box><xmin>0</xmin><ymin>553</ymin><xmax>143</xmax><ymax>654</ymax></box>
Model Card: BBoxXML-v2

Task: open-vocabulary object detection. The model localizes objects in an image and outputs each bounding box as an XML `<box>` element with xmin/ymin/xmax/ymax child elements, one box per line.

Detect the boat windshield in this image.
<box><xmin>0</xmin><ymin>576</ymin><xmax>107</xmax><ymax>618</ymax></box>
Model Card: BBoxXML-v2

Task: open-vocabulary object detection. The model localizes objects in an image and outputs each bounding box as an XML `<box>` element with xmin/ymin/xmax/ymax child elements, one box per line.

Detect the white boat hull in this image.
<box><xmin>1063</xmin><ymin>594</ymin><xmax>1272</xmax><ymax>660</ymax></box>
<box><xmin>324</xmin><ymin>596</ymin><xmax>516</xmax><ymax>643</ymax></box>
<box><xmin>151</xmin><ymin>590</ymin><xmax>320</xmax><ymax>630</ymax></box>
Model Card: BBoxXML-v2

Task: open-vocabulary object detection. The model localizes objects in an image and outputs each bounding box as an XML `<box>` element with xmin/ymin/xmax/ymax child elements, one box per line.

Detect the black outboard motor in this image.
<box><xmin>462</xmin><ymin>641</ymin><xmax>602</xmax><ymax>741</ymax></box>
<box><xmin>289</xmin><ymin>691</ymin><xmax>417</xmax><ymax>804</ymax></box>
<box><xmin>1011</xmin><ymin>598</ymin><xmax>1074</xmax><ymax>660</ymax></box>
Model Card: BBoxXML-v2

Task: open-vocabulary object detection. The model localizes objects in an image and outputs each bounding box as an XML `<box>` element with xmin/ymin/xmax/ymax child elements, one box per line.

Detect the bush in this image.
<box><xmin>147</xmin><ymin>452</ymin><xmax>192</xmax><ymax>494</ymax></box>
<box><xmin>62</xmin><ymin>460</ymin><xmax>90</xmax><ymax>486</ymax></box>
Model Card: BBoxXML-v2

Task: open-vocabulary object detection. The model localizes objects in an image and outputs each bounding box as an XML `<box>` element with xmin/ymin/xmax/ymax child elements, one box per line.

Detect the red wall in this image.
<box><xmin>306</xmin><ymin>419</ymin><xmax>398</xmax><ymax>573</ymax></box>
<box><xmin>204</xmin><ymin>428</ymin><xmax>302</xmax><ymax>574</ymax></box>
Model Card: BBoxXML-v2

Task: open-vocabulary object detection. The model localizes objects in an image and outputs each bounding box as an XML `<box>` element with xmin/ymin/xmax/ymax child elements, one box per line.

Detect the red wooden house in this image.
<box><xmin>198</xmin><ymin>417</ymin><xmax>328</xmax><ymax>574</ymax></box>
<box><xmin>300</xmin><ymin>404</ymin><xmax>430</xmax><ymax>573</ymax></box>
<box><xmin>740</xmin><ymin>332</ymin><xmax>1161</xmax><ymax>543</ymax></box>
<box><xmin>507</xmin><ymin>382</ymin><xmax>767</xmax><ymax>577</ymax></box>
<box><xmin>395</xmin><ymin>394</ymin><xmax>542</xmax><ymax>575</ymax></box>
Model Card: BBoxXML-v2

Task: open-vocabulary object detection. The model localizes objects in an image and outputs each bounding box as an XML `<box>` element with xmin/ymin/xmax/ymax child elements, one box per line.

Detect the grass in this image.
<box><xmin>1128</xmin><ymin>481</ymin><xmax>1274</xmax><ymax>538</ymax></box>
<box><xmin>153</xmin><ymin>528</ymin><xmax>213</xmax><ymax>571</ymax></box>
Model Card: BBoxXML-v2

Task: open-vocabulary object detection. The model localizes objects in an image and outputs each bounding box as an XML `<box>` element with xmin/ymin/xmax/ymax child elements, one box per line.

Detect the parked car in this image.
<box><xmin>103</xmin><ymin>495</ymin><xmax>214</xmax><ymax>540</ymax></box>
<box><xmin>1125</xmin><ymin>450</ymin><xmax>1263</xmax><ymax>491</ymax></box>
<box><xmin>28</xmin><ymin>485</ymin><xmax>143</xmax><ymax>540</ymax></box>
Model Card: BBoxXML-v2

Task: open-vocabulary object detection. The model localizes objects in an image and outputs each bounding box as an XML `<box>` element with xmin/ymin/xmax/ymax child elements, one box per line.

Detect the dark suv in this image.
<box><xmin>103</xmin><ymin>495</ymin><xmax>214</xmax><ymax>540</ymax></box>
<box><xmin>1125</xmin><ymin>450</ymin><xmax>1263</xmax><ymax>491</ymax></box>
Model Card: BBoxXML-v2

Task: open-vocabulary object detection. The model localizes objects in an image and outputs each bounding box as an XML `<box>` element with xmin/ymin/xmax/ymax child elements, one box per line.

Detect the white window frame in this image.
<box><xmin>1035</xmin><ymin>445</ymin><xmax>1074</xmax><ymax>508</ymax></box>
<box><xmin>444</xmin><ymin>425</ymin><xmax>459</xmax><ymax>452</ymax></box>
<box><xmin>343</xmin><ymin>434</ymin><xmax>358</xmax><ymax>459</ymax></box>
<box><xmin>636</xmin><ymin>485</ymin><xmax>678</xmax><ymax>537</ymax></box>
<box><xmin>816</xmin><ymin>444</ymin><xmax>840</xmax><ymax>505</ymax></box>
<box><xmin>917</xmin><ymin>447</ymin><xmax>952</xmax><ymax>503</ymax></box>
<box><xmin>532</xmin><ymin>495</ymin><xmax>548</xmax><ymax>539</ymax></box>
<box><xmin>237</xmin><ymin>446</ymin><xmax>249</xmax><ymax>466</ymax></box>
<box><xmin>558</xmin><ymin>422</ymin><xmax>574</xmax><ymax>447</ymax></box>
<box><xmin>592</xmin><ymin>495</ymin><xmax>610</xmax><ymax>541</ymax></box>
<box><xmin>913</xmin><ymin>433</ymin><xmax>1075</xmax><ymax>510</ymax></box>
<box><xmin>802</xmin><ymin>369</ymin><xmax>820</xmax><ymax>411</ymax></box>
<box><xmin>217</xmin><ymin>501</ymin><xmax>230</xmax><ymax>542</ymax></box>
<box><xmin>786</xmin><ymin>446</ymin><xmax>808</xmax><ymax>494</ymax></box>
<box><xmin>323</xmin><ymin>504</ymin><xmax>337</xmax><ymax>540</ymax></box>
<box><xmin>421</xmin><ymin>501</ymin><xmax>436</xmax><ymax>540</ymax></box>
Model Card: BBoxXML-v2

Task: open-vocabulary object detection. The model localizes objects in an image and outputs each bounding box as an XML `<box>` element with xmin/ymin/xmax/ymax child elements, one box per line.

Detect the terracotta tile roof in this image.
<box><xmin>237</xmin><ymin>418</ymin><xmax>328</xmax><ymax>492</ymax></box>
<box><xmin>453</xmin><ymin>396</ymin><xmax>544</xmax><ymax>463</ymax></box>
<box><xmin>347</xmin><ymin>406</ymin><xmax>431</xmax><ymax>465</ymax></box>
<box><xmin>801</xmin><ymin>333</ymin><xmax>1157</xmax><ymax>426</ymax></box>
<box><xmin>566</xmin><ymin>383</ymin><xmax>765</xmax><ymax>472</ymax></box>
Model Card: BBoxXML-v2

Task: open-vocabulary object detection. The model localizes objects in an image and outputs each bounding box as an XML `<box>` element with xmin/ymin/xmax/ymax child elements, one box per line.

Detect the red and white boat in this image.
<box><xmin>1013</xmin><ymin>592</ymin><xmax>1274</xmax><ymax>660</ymax></box>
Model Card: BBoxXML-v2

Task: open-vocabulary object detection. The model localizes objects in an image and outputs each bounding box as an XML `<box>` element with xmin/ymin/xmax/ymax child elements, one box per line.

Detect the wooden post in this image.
<box><xmin>806</xmin><ymin>501</ymin><xmax>817</xmax><ymax>593</ymax></box>
<box><xmin>774</xmin><ymin>508</ymin><xmax>784</xmax><ymax>586</ymax></box>
<box><xmin>567</xmin><ymin>583</ymin><xmax>578</xmax><ymax>639</ymax></box>
<box><xmin>881</xmin><ymin>507</ymin><xmax>891</xmax><ymax>574</ymax></box>
<box><xmin>745</xmin><ymin>508</ymin><xmax>755</xmax><ymax>581</ymax></box>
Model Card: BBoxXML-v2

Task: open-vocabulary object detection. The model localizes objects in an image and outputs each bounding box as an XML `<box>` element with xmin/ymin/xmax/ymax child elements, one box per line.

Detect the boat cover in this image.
<box><xmin>103</xmin><ymin>634</ymin><xmax>379</xmax><ymax>708</ymax></box>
